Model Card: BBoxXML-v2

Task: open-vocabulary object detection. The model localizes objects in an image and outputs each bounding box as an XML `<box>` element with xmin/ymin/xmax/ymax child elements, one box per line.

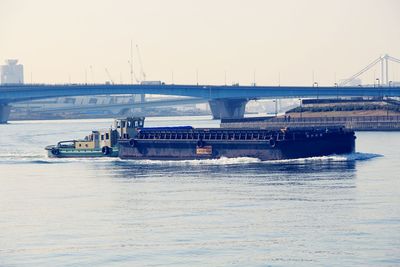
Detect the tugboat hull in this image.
<box><xmin>45</xmin><ymin>145</ymin><xmax>118</xmax><ymax>158</ymax></box>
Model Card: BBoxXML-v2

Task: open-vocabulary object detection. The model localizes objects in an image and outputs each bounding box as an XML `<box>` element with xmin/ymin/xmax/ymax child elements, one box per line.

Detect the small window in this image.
<box><xmin>78</xmin><ymin>144</ymin><xmax>82</xmax><ymax>147</ymax></box>
<box><xmin>106</xmin><ymin>133</ymin><xmax>109</xmax><ymax>140</ymax></box>
<box><xmin>101</xmin><ymin>135</ymin><xmax>104</xmax><ymax>140</ymax></box>
<box><xmin>85</xmin><ymin>144</ymin><xmax>88</xmax><ymax>147</ymax></box>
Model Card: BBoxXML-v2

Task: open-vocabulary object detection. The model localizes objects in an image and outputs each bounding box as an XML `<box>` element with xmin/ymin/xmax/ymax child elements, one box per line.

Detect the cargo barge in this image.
<box><xmin>118</xmin><ymin>118</ymin><xmax>356</xmax><ymax>161</ymax></box>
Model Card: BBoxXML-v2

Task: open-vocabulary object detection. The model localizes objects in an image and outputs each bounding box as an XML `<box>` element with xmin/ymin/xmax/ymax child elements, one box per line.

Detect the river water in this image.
<box><xmin>0</xmin><ymin>116</ymin><xmax>399</xmax><ymax>266</ymax></box>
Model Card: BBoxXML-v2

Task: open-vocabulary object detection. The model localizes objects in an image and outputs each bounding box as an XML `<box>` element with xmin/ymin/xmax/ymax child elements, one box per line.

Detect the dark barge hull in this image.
<box><xmin>118</xmin><ymin>127</ymin><xmax>356</xmax><ymax>161</ymax></box>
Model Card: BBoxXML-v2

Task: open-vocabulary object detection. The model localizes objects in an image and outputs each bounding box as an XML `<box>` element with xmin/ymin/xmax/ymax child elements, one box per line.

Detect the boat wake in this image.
<box><xmin>265</xmin><ymin>152</ymin><xmax>382</xmax><ymax>164</ymax></box>
<box><xmin>0</xmin><ymin>152</ymin><xmax>382</xmax><ymax>166</ymax></box>
<box><xmin>0</xmin><ymin>151</ymin><xmax>46</xmax><ymax>163</ymax></box>
<box><xmin>116</xmin><ymin>152</ymin><xmax>382</xmax><ymax>166</ymax></box>
<box><xmin>118</xmin><ymin>156</ymin><xmax>262</xmax><ymax>166</ymax></box>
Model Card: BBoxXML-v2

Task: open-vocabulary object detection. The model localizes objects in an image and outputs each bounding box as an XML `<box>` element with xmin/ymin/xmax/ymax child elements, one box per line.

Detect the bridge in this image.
<box><xmin>1</xmin><ymin>83</ymin><xmax>400</xmax><ymax>123</ymax></box>
<box><xmin>2</xmin><ymin>54</ymin><xmax>400</xmax><ymax>123</ymax></box>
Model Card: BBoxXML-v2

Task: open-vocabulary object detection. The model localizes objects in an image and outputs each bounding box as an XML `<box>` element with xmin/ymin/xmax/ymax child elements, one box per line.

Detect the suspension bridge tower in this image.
<box><xmin>340</xmin><ymin>54</ymin><xmax>400</xmax><ymax>86</ymax></box>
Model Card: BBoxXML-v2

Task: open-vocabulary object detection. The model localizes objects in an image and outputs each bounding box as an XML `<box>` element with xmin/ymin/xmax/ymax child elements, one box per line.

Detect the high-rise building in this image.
<box><xmin>0</xmin><ymin>59</ymin><xmax>24</xmax><ymax>84</ymax></box>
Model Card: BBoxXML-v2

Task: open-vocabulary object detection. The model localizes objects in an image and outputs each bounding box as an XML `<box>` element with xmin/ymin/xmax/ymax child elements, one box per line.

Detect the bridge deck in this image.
<box><xmin>1</xmin><ymin>84</ymin><xmax>400</xmax><ymax>103</ymax></box>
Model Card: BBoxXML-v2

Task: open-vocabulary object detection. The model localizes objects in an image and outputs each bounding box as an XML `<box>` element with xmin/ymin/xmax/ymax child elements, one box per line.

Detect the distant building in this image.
<box><xmin>0</xmin><ymin>59</ymin><xmax>24</xmax><ymax>84</ymax></box>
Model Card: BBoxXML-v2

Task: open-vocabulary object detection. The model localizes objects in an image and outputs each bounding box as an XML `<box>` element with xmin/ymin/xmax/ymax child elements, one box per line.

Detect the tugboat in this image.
<box><xmin>46</xmin><ymin>116</ymin><xmax>356</xmax><ymax>160</ymax></box>
<box><xmin>45</xmin><ymin>117</ymin><xmax>144</xmax><ymax>158</ymax></box>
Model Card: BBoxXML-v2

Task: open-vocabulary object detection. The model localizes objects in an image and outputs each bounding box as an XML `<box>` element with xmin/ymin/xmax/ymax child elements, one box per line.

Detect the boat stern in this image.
<box><xmin>45</xmin><ymin>145</ymin><xmax>61</xmax><ymax>158</ymax></box>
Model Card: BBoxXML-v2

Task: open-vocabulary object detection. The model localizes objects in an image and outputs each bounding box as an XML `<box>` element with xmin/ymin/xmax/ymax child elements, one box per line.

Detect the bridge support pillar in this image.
<box><xmin>209</xmin><ymin>98</ymin><xmax>248</xmax><ymax>119</ymax></box>
<box><xmin>0</xmin><ymin>104</ymin><xmax>11</xmax><ymax>124</ymax></box>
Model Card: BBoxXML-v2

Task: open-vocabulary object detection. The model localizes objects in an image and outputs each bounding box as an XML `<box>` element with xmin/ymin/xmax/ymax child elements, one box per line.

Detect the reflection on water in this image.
<box><xmin>0</xmin><ymin>118</ymin><xmax>399</xmax><ymax>267</ymax></box>
<box><xmin>107</xmin><ymin>157</ymin><xmax>358</xmax><ymax>178</ymax></box>
<box><xmin>93</xmin><ymin>152</ymin><xmax>382</xmax><ymax>181</ymax></box>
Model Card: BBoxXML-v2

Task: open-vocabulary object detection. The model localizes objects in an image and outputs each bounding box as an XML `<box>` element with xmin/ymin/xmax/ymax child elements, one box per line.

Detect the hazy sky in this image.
<box><xmin>1</xmin><ymin>0</ymin><xmax>399</xmax><ymax>85</ymax></box>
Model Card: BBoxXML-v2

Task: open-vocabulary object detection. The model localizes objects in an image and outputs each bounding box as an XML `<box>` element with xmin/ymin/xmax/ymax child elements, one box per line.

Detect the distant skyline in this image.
<box><xmin>1</xmin><ymin>0</ymin><xmax>400</xmax><ymax>85</ymax></box>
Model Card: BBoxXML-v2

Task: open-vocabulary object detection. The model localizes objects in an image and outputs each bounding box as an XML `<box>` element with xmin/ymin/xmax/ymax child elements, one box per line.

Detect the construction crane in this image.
<box><xmin>105</xmin><ymin>68</ymin><xmax>114</xmax><ymax>84</ymax></box>
<box><xmin>129</xmin><ymin>41</ymin><xmax>140</xmax><ymax>84</ymax></box>
<box><xmin>136</xmin><ymin>44</ymin><xmax>146</xmax><ymax>82</ymax></box>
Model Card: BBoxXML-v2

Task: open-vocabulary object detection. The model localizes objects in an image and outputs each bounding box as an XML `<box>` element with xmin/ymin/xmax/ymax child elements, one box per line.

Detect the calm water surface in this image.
<box><xmin>0</xmin><ymin>116</ymin><xmax>399</xmax><ymax>266</ymax></box>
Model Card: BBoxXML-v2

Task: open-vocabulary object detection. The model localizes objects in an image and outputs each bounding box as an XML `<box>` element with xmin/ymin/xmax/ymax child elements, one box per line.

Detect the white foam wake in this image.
<box><xmin>116</xmin><ymin>152</ymin><xmax>382</xmax><ymax>166</ymax></box>
<box><xmin>265</xmin><ymin>152</ymin><xmax>382</xmax><ymax>164</ymax></box>
<box><xmin>119</xmin><ymin>157</ymin><xmax>262</xmax><ymax>166</ymax></box>
<box><xmin>0</xmin><ymin>152</ymin><xmax>381</xmax><ymax>166</ymax></box>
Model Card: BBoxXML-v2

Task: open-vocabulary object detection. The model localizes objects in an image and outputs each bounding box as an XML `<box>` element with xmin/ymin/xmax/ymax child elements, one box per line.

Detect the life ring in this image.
<box><xmin>197</xmin><ymin>140</ymin><xmax>204</xmax><ymax>148</ymax></box>
<box><xmin>102</xmin><ymin>146</ymin><xmax>110</xmax><ymax>155</ymax></box>
<box><xmin>129</xmin><ymin>138</ymin><xmax>136</xmax><ymax>147</ymax></box>
<box><xmin>51</xmin><ymin>147</ymin><xmax>60</xmax><ymax>155</ymax></box>
<box><xmin>269</xmin><ymin>138</ymin><xmax>276</xmax><ymax>148</ymax></box>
